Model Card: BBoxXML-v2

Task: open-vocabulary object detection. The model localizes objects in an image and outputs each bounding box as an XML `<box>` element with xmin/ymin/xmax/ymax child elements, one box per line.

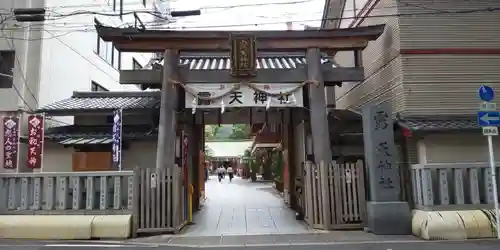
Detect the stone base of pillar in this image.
<box><xmin>366</xmin><ymin>201</ymin><xmax>412</xmax><ymax>235</ymax></box>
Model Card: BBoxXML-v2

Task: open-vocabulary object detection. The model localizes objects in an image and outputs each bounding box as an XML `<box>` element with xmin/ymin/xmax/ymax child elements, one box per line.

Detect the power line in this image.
<box><xmin>0</xmin><ymin>14</ymin><xmax>115</xmax><ymax>127</ymax></box>
<box><xmin>0</xmin><ymin>6</ymin><xmax>498</xmax><ymax>36</ymax></box>
<box><xmin>1</xmin><ymin>3</ymin><xmax>422</xmax><ymax>31</ymax></box>
<box><xmin>44</xmin><ymin>0</ymin><xmax>322</xmax><ymax>13</ymax></box>
<box><xmin>7</xmin><ymin>0</ymin><xmax>454</xmax><ymax>35</ymax></box>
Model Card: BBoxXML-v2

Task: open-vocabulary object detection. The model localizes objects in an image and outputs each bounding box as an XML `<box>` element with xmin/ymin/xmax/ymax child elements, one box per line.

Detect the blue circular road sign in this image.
<box><xmin>479</xmin><ymin>85</ymin><xmax>495</xmax><ymax>102</ymax></box>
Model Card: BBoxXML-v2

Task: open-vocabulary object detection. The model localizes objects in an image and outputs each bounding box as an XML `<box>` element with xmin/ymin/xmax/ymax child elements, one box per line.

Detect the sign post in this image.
<box><xmin>477</xmin><ymin>85</ymin><xmax>500</xmax><ymax>239</ymax></box>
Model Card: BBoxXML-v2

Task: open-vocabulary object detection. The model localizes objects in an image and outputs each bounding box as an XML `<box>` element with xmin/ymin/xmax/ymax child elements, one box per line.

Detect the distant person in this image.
<box><xmin>227</xmin><ymin>166</ymin><xmax>234</xmax><ymax>182</ymax></box>
<box><xmin>217</xmin><ymin>166</ymin><xmax>226</xmax><ymax>182</ymax></box>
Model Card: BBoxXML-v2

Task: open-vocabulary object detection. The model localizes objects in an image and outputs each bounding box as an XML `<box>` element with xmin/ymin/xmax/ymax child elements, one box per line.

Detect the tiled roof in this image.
<box><xmin>150</xmin><ymin>53</ymin><xmax>333</xmax><ymax>70</ymax></box>
<box><xmin>327</xmin><ymin>109</ymin><xmax>478</xmax><ymax>132</ymax></box>
<box><xmin>59</xmin><ymin>137</ymin><xmax>114</xmax><ymax>145</ymax></box>
<box><xmin>397</xmin><ymin>116</ymin><xmax>478</xmax><ymax>132</ymax></box>
<box><xmin>38</xmin><ymin>91</ymin><xmax>160</xmax><ymax>112</ymax></box>
<box><xmin>44</xmin><ymin>125</ymin><xmax>157</xmax><ymax>141</ymax></box>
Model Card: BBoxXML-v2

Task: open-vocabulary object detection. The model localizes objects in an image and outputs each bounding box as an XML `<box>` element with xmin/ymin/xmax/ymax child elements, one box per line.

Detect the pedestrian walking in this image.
<box><xmin>227</xmin><ymin>166</ymin><xmax>234</xmax><ymax>182</ymax></box>
<box><xmin>216</xmin><ymin>166</ymin><xmax>226</xmax><ymax>182</ymax></box>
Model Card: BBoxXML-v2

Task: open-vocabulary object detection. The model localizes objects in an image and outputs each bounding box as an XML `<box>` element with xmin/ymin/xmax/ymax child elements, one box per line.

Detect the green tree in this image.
<box><xmin>228</xmin><ymin>124</ymin><xmax>251</xmax><ymax>139</ymax></box>
<box><xmin>204</xmin><ymin>145</ymin><xmax>214</xmax><ymax>157</ymax></box>
<box><xmin>205</xmin><ymin>125</ymin><xmax>221</xmax><ymax>139</ymax></box>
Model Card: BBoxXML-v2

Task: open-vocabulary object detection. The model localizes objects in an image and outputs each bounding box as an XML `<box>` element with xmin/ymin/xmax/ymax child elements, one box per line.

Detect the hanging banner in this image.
<box><xmin>182</xmin><ymin>135</ymin><xmax>188</xmax><ymax>185</ymax></box>
<box><xmin>27</xmin><ymin>115</ymin><xmax>44</xmax><ymax>169</ymax></box>
<box><xmin>3</xmin><ymin>116</ymin><xmax>20</xmax><ymax>169</ymax></box>
<box><xmin>112</xmin><ymin>109</ymin><xmax>123</xmax><ymax>170</ymax></box>
<box><xmin>185</xmin><ymin>83</ymin><xmax>304</xmax><ymax>108</ymax></box>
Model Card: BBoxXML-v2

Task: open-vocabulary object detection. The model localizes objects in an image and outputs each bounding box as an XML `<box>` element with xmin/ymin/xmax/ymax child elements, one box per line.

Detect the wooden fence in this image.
<box><xmin>303</xmin><ymin>160</ymin><xmax>366</xmax><ymax>230</ymax></box>
<box><xmin>132</xmin><ymin>166</ymin><xmax>186</xmax><ymax>234</ymax></box>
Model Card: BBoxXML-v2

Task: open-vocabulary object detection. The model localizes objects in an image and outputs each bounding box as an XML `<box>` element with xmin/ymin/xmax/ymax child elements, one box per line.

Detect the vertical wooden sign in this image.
<box><xmin>230</xmin><ymin>34</ymin><xmax>257</xmax><ymax>77</ymax></box>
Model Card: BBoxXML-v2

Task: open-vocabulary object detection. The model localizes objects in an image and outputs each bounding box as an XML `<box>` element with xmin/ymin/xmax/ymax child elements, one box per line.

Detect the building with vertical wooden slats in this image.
<box><xmin>322</xmin><ymin>0</ymin><xmax>500</xmax><ymax>164</ymax></box>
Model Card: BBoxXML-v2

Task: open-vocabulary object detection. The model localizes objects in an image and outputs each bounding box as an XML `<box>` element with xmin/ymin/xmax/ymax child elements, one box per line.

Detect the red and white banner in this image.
<box><xmin>27</xmin><ymin>115</ymin><xmax>45</xmax><ymax>169</ymax></box>
<box><xmin>3</xmin><ymin>116</ymin><xmax>20</xmax><ymax>169</ymax></box>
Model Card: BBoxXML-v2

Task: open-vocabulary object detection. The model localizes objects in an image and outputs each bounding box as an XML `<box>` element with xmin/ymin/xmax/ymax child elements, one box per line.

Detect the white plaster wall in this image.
<box><xmin>419</xmin><ymin>134</ymin><xmax>500</xmax><ymax>164</ymax></box>
<box><xmin>41</xmin><ymin>140</ymin><xmax>158</xmax><ymax>172</ymax></box>
<box><xmin>122</xmin><ymin>141</ymin><xmax>158</xmax><ymax>170</ymax></box>
<box><xmin>42</xmin><ymin>142</ymin><xmax>73</xmax><ymax>172</ymax></box>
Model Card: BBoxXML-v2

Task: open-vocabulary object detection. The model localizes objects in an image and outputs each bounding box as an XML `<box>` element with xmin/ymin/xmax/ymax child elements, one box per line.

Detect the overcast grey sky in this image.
<box><xmin>165</xmin><ymin>0</ymin><xmax>324</xmax><ymax>30</ymax></box>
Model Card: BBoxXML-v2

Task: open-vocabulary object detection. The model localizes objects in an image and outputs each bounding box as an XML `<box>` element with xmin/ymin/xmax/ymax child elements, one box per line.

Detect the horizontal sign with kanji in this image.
<box><xmin>185</xmin><ymin>83</ymin><xmax>304</xmax><ymax>109</ymax></box>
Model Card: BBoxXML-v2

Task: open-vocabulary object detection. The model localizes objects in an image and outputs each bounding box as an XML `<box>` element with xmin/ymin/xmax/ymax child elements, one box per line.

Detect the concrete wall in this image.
<box><xmin>0</xmin><ymin>0</ymin><xmax>154</xmax><ymax>121</ymax></box>
<box><xmin>0</xmin><ymin>0</ymin><xmax>44</xmax><ymax>112</ymax></box>
<box><xmin>332</xmin><ymin>0</ymin><xmax>404</xmax><ymax>113</ymax></box>
<box><xmin>416</xmin><ymin>134</ymin><xmax>500</xmax><ymax>164</ymax></box>
<box><xmin>398</xmin><ymin>0</ymin><xmax>500</xmax><ymax>116</ymax></box>
<box><xmin>40</xmin><ymin>0</ymin><xmax>154</xmax><ymax>110</ymax></box>
<box><xmin>330</xmin><ymin>0</ymin><xmax>500</xmax><ymax>117</ymax></box>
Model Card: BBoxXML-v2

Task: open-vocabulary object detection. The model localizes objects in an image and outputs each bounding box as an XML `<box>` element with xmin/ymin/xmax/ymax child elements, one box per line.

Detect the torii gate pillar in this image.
<box><xmin>306</xmin><ymin>48</ymin><xmax>333</xmax><ymax>165</ymax></box>
<box><xmin>306</xmin><ymin>48</ymin><xmax>333</xmax><ymax>229</ymax></box>
<box><xmin>156</xmin><ymin>50</ymin><xmax>179</xmax><ymax>169</ymax></box>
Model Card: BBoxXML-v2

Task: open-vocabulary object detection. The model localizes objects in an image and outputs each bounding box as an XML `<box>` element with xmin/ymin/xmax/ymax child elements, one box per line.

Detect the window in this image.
<box><xmin>132</xmin><ymin>58</ymin><xmax>142</xmax><ymax>70</ymax></box>
<box><xmin>98</xmin><ymin>38</ymin><xmax>107</xmax><ymax>59</ymax></box>
<box><xmin>95</xmin><ymin>32</ymin><xmax>121</xmax><ymax>70</ymax></box>
<box><xmin>0</xmin><ymin>50</ymin><xmax>14</xmax><ymax>88</ymax></box>
<box><xmin>91</xmin><ymin>81</ymin><xmax>109</xmax><ymax>92</ymax></box>
<box><xmin>105</xmin><ymin>43</ymin><xmax>113</xmax><ymax>63</ymax></box>
<box><xmin>113</xmin><ymin>47</ymin><xmax>121</xmax><ymax>69</ymax></box>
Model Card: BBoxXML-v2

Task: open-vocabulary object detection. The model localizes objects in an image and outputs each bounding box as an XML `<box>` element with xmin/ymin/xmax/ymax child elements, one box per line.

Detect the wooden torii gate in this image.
<box><xmin>96</xmin><ymin>22</ymin><xmax>384</xmax><ymax>233</ymax></box>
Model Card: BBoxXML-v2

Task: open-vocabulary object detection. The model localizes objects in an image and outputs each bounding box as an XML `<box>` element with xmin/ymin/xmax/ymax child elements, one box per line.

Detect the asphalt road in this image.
<box><xmin>1</xmin><ymin>239</ymin><xmax>500</xmax><ymax>250</ymax></box>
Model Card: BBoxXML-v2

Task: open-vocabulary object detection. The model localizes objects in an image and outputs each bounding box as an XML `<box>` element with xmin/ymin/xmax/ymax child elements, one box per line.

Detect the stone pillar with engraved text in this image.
<box><xmin>362</xmin><ymin>102</ymin><xmax>411</xmax><ymax>234</ymax></box>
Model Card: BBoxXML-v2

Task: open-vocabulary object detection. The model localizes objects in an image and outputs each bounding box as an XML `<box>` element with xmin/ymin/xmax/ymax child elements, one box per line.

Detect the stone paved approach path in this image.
<box><xmin>181</xmin><ymin>176</ymin><xmax>312</xmax><ymax>236</ymax></box>
<box><xmin>130</xmin><ymin>176</ymin><xmax>421</xmax><ymax>246</ymax></box>
<box><xmin>131</xmin><ymin>231</ymin><xmax>421</xmax><ymax>247</ymax></box>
